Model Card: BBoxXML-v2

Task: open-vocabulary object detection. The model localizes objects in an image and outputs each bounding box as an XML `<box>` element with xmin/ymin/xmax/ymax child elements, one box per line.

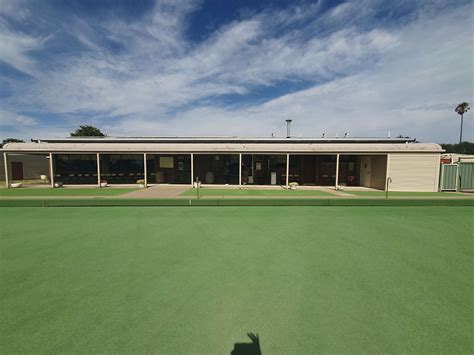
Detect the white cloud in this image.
<box><xmin>104</xmin><ymin>3</ymin><xmax>474</xmax><ymax>143</ymax></box>
<box><xmin>328</xmin><ymin>2</ymin><xmax>356</xmax><ymax>20</ymax></box>
<box><xmin>0</xmin><ymin>109</ymin><xmax>37</xmax><ymax>126</ymax></box>
<box><xmin>0</xmin><ymin>22</ymin><xmax>46</xmax><ymax>75</ymax></box>
<box><xmin>0</xmin><ymin>0</ymin><xmax>472</xmax><ymax>143</ymax></box>
<box><xmin>3</xmin><ymin>4</ymin><xmax>398</xmax><ymax>116</ymax></box>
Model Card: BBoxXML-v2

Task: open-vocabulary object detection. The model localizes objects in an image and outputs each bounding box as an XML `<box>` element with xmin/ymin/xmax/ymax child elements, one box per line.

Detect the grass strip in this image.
<box><xmin>0</xmin><ymin>188</ymin><xmax>138</xmax><ymax>197</ymax></box>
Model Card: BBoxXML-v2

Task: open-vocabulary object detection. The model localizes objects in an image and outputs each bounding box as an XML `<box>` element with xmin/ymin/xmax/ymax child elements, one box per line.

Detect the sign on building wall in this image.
<box><xmin>159</xmin><ymin>156</ymin><xmax>174</xmax><ymax>168</ymax></box>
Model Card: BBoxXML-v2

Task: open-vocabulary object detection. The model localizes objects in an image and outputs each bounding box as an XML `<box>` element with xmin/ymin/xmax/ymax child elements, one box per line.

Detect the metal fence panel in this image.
<box><xmin>459</xmin><ymin>163</ymin><xmax>474</xmax><ymax>190</ymax></box>
<box><xmin>440</xmin><ymin>164</ymin><xmax>457</xmax><ymax>190</ymax></box>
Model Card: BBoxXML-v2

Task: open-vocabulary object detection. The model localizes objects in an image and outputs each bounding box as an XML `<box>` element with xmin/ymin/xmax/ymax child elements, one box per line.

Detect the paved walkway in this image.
<box><xmin>326</xmin><ymin>189</ymin><xmax>354</xmax><ymax>197</ymax></box>
<box><xmin>119</xmin><ymin>185</ymin><xmax>189</xmax><ymax>198</ymax></box>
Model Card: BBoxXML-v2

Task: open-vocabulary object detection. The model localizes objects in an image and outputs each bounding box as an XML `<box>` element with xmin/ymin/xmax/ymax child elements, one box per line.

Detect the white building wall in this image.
<box><xmin>387</xmin><ymin>153</ymin><xmax>440</xmax><ymax>192</ymax></box>
<box><xmin>0</xmin><ymin>154</ymin><xmax>49</xmax><ymax>180</ymax></box>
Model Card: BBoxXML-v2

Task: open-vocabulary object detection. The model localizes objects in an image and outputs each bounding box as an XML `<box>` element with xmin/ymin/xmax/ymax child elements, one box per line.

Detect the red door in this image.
<box><xmin>11</xmin><ymin>162</ymin><xmax>23</xmax><ymax>180</ymax></box>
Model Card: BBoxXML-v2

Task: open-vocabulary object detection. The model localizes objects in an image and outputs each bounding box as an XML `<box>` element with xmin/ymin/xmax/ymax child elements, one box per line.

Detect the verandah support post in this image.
<box><xmin>3</xmin><ymin>152</ymin><xmax>9</xmax><ymax>188</ymax></box>
<box><xmin>96</xmin><ymin>153</ymin><xmax>101</xmax><ymax>187</ymax></box>
<box><xmin>286</xmin><ymin>153</ymin><xmax>290</xmax><ymax>187</ymax></box>
<box><xmin>190</xmin><ymin>153</ymin><xmax>194</xmax><ymax>186</ymax></box>
<box><xmin>455</xmin><ymin>161</ymin><xmax>460</xmax><ymax>192</ymax></box>
<box><xmin>436</xmin><ymin>154</ymin><xmax>442</xmax><ymax>192</ymax></box>
<box><xmin>49</xmin><ymin>153</ymin><xmax>55</xmax><ymax>188</ymax></box>
<box><xmin>143</xmin><ymin>153</ymin><xmax>148</xmax><ymax>187</ymax></box>
<box><xmin>335</xmin><ymin>153</ymin><xmax>340</xmax><ymax>190</ymax></box>
<box><xmin>239</xmin><ymin>153</ymin><xmax>242</xmax><ymax>187</ymax></box>
<box><xmin>385</xmin><ymin>154</ymin><xmax>390</xmax><ymax>191</ymax></box>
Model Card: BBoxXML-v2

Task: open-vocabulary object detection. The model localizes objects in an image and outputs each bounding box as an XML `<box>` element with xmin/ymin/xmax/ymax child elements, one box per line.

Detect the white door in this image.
<box><xmin>360</xmin><ymin>156</ymin><xmax>371</xmax><ymax>187</ymax></box>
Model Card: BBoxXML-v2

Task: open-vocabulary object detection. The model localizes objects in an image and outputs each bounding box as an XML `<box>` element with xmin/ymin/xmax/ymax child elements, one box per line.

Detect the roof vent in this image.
<box><xmin>285</xmin><ymin>119</ymin><xmax>292</xmax><ymax>138</ymax></box>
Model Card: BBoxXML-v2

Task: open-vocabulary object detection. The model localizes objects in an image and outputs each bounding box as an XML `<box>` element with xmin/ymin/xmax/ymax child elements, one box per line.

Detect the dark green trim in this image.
<box><xmin>0</xmin><ymin>198</ymin><xmax>473</xmax><ymax>207</ymax></box>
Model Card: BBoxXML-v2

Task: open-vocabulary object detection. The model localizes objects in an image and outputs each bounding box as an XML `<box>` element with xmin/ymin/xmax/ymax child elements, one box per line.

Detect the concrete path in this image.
<box><xmin>324</xmin><ymin>188</ymin><xmax>355</xmax><ymax>197</ymax></box>
<box><xmin>119</xmin><ymin>185</ymin><xmax>189</xmax><ymax>198</ymax></box>
<box><xmin>120</xmin><ymin>185</ymin><xmax>359</xmax><ymax>198</ymax></box>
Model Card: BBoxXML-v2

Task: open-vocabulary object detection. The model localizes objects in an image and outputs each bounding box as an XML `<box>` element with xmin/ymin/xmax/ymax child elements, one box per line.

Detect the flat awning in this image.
<box><xmin>2</xmin><ymin>142</ymin><xmax>442</xmax><ymax>154</ymax></box>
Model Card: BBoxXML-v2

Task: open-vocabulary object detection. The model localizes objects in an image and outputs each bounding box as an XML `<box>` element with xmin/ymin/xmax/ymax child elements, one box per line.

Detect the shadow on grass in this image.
<box><xmin>231</xmin><ymin>333</ymin><xmax>261</xmax><ymax>355</ymax></box>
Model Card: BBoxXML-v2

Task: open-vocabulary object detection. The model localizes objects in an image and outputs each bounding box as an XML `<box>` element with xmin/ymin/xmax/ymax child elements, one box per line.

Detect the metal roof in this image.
<box><xmin>31</xmin><ymin>136</ymin><xmax>417</xmax><ymax>144</ymax></box>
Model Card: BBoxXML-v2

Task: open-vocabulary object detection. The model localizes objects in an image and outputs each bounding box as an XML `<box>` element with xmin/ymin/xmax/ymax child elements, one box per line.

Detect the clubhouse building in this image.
<box><xmin>2</xmin><ymin>136</ymin><xmax>442</xmax><ymax>191</ymax></box>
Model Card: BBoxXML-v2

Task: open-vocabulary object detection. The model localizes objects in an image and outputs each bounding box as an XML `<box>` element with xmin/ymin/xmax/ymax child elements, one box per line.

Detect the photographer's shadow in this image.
<box><xmin>231</xmin><ymin>333</ymin><xmax>261</xmax><ymax>355</ymax></box>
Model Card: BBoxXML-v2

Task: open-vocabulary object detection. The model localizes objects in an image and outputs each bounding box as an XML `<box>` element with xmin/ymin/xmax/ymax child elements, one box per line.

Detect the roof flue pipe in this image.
<box><xmin>286</xmin><ymin>119</ymin><xmax>292</xmax><ymax>138</ymax></box>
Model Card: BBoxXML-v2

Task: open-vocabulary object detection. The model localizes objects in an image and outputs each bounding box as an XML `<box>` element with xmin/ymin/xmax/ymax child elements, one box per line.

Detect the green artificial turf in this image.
<box><xmin>180</xmin><ymin>187</ymin><xmax>335</xmax><ymax>197</ymax></box>
<box><xmin>1</xmin><ymin>207</ymin><xmax>473</xmax><ymax>353</ymax></box>
<box><xmin>0</xmin><ymin>187</ymin><xmax>137</xmax><ymax>197</ymax></box>
<box><xmin>346</xmin><ymin>190</ymin><xmax>471</xmax><ymax>197</ymax></box>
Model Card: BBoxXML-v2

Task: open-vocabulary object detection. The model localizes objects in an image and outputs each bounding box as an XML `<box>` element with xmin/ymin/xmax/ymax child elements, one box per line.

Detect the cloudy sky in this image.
<box><xmin>0</xmin><ymin>0</ymin><xmax>472</xmax><ymax>142</ymax></box>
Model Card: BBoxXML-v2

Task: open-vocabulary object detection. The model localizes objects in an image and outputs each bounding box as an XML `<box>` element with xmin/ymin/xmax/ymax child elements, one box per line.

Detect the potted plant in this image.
<box><xmin>100</xmin><ymin>180</ymin><xmax>108</xmax><ymax>188</ymax></box>
<box><xmin>288</xmin><ymin>182</ymin><xmax>298</xmax><ymax>190</ymax></box>
<box><xmin>136</xmin><ymin>179</ymin><xmax>146</xmax><ymax>188</ymax></box>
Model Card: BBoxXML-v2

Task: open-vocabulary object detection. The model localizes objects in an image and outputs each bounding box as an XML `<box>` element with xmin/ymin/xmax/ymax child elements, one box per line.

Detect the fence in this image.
<box><xmin>440</xmin><ymin>161</ymin><xmax>474</xmax><ymax>191</ymax></box>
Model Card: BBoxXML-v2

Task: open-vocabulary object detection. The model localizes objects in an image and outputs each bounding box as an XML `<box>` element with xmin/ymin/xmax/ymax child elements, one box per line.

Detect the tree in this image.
<box><xmin>2</xmin><ymin>138</ymin><xmax>24</xmax><ymax>145</ymax></box>
<box><xmin>1</xmin><ymin>138</ymin><xmax>24</xmax><ymax>148</ymax></box>
<box><xmin>455</xmin><ymin>102</ymin><xmax>470</xmax><ymax>144</ymax></box>
<box><xmin>70</xmin><ymin>125</ymin><xmax>106</xmax><ymax>137</ymax></box>
<box><xmin>440</xmin><ymin>142</ymin><xmax>474</xmax><ymax>154</ymax></box>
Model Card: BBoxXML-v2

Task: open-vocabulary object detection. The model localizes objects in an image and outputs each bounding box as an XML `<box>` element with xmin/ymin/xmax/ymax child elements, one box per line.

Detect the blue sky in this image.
<box><xmin>0</xmin><ymin>0</ymin><xmax>472</xmax><ymax>142</ymax></box>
